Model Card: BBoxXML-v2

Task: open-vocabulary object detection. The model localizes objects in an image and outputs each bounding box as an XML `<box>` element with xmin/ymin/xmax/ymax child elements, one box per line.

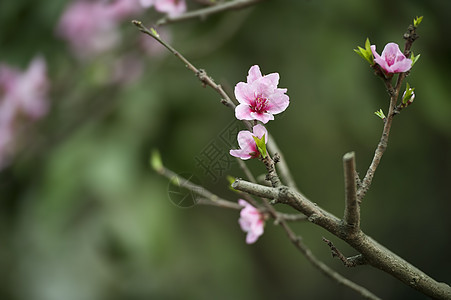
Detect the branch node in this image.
<box><xmin>322</xmin><ymin>237</ymin><xmax>367</xmax><ymax>267</ymax></box>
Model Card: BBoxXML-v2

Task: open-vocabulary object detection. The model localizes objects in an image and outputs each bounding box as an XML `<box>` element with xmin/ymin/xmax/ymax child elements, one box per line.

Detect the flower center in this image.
<box><xmin>250</xmin><ymin>95</ymin><xmax>268</xmax><ymax>114</ymax></box>
<box><xmin>385</xmin><ymin>53</ymin><xmax>396</xmax><ymax>66</ymax></box>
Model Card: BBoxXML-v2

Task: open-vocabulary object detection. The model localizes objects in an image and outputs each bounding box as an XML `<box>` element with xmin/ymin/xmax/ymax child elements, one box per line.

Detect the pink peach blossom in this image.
<box><xmin>371</xmin><ymin>43</ymin><xmax>412</xmax><ymax>74</ymax></box>
<box><xmin>0</xmin><ymin>57</ymin><xmax>49</xmax><ymax>169</ymax></box>
<box><xmin>139</xmin><ymin>0</ymin><xmax>155</xmax><ymax>8</ymax></box>
<box><xmin>141</xmin><ymin>0</ymin><xmax>186</xmax><ymax>17</ymax></box>
<box><xmin>108</xmin><ymin>0</ymin><xmax>142</xmax><ymax>21</ymax></box>
<box><xmin>229</xmin><ymin>124</ymin><xmax>267</xmax><ymax>160</ymax></box>
<box><xmin>238</xmin><ymin>199</ymin><xmax>265</xmax><ymax>244</ymax></box>
<box><xmin>234</xmin><ymin>65</ymin><xmax>289</xmax><ymax>124</ymax></box>
<box><xmin>0</xmin><ymin>57</ymin><xmax>49</xmax><ymax>120</ymax></box>
<box><xmin>154</xmin><ymin>0</ymin><xmax>186</xmax><ymax>17</ymax></box>
<box><xmin>57</xmin><ymin>1</ymin><xmax>120</xmax><ymax>59</ymax></box>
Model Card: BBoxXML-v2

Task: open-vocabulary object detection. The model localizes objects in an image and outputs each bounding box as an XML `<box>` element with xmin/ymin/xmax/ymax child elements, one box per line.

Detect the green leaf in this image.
<box><xmin>374</xmin><ymin>109</ymin><xmax>386</xmax><ymax>120</ymax></box>
<box><xmin>226</xmin><ymin>175</ymin><xmax>236</xmax><ymax>187</ymax></box>
<box><xmin>226</xmin><ymin>175</ymin><xmax>238</xmax><ymax>192</ymax></box>
<box><xmin>365</xmin><ymin>37</ymin><xmax>371</xmax><ymax>50</ymax></box>
<box><xmin>354</xmin><ymin>38</ymin><xmax>374</xmax><ymax>64</ymax></box>
<box><xmin>150</xmin><ymin>27</ymin><xmax>160</xmax><ymax>38</ymax></box>
<box><xmin>252</xmin><ymin>134</ymin><xmax>267</xmax><ymax>158</ymax></box>
<box><xmin>410</xmin><ymin>52</ymin><xmax>421</xmax><ymax>67</ymax></box>
<box><xmin>402</xmin><ymin>83</ymin><xmax>415</xmax><ymax>106</ymax></box>
<box><xmin>413</xmin><ymin>16</ymin><xmax>423</xmax><ymax>28</ymax></box>
<box><xmin>150</xmin><ymin>149</ymin><xmax>163</xmax><ymax>172</ymax></box>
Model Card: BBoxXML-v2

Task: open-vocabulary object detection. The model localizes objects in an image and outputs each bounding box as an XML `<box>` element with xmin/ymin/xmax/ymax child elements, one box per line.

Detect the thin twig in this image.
<box><xmin>156</xmin><ymin>0</ymin><xmax>265</xmax><ymax>25</ymax></box>
<box><xmin>322</xmin><ymin>237</ymin><xmax>367</xmax><ymax>267</ymax></box>
<box><xmin>343</xmin><ymin>152</ymin><xmax>360</xmax><ymax>232</ymax></box>
<box><xmin>132</xmin><ymin>20</ymin><xmax>236</xmax><ymax>110</ymax></box>
<box><xmin>157</xmin><ymin>163</ymin><xmax>306</xmax><ymax>222</ymax></box>
<box><xmin>357</xmin><ymin>23</ymin><xmax>419</xmax><ymax>202</ymax></box>
<box><xmin>266</xmin><ymin>133</ymin><xmax>300</xmax><ymax>192</ymax></box>
<box><xmin>236</xmin><ymin>158</ymin><xmax>257</xmax><ymax>183</ymax></box>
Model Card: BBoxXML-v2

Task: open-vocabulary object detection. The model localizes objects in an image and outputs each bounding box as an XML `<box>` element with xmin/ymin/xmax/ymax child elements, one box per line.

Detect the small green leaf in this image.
<box><xmin>150</xmin><ymin>149</ymin><xmax>163</xmax><ymax>172</ymax></box>
<box><xmin>354</xmin><ymin>38</ymin><xmax>374</xmax><ymax>64</ymax></box>
<box><xmin>402</xmin><ymin>83</ymin><xmax>415</xmax><ymax>107</ymax></box>
<box><xmin>413</xmin><ymin>16</ymin><xmax>423</xmax><ymax>28</ymax></box>
<box><xmin>374</xmin><ymin>109</ymin><xmax>386</xmax><ymax>120</ymax></box>
<box><xmin>365</xmin><ymin>37</ymin><xmax>371</xmax><ymax>50</ymax></box>
<box><xmin>226</xmin><ymin>175</ymin><xmax>236</xmax><ymax>186</ymax></box>
<box><xmin>226</xmin><ymin>175</ymin><xmax>238</xmax><ymax>192</ymax></box>
<box><xmin>410</xmin><ymin>52</ymin><xmax>421</xmax><ymax>67</ymax></box>
<box><xmin>150</xmin><ymin>27</ymin><xmax>160</xmax><ymax>38</ymax></box>
<box><xmin>252</xmin><ymin>134</ymin><xmax>267</xmax><ymax>158</ymax></box>
<box><xmin>170</xmin><ymin>176</ymin><xmax>180</xmax><ymax>187</ymax></box>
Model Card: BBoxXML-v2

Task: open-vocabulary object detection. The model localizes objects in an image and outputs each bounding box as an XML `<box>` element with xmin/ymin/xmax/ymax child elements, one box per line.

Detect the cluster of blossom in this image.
<box><xmin>229</xmin><ymin>65</ymin><xmax>290</xmax><ymax>243</ymax></box>
<box><xmin>232</xmin><ymin>42</ymin><xmax>414</xmax><ymax>244</ymax></box>
<box><xmin>0</xmin><ymin>57</ymin><xmax>49</xmax><ymax>169</ymax></box>
<box><xmin>57</xmin><ymin>0</ymin><xmax>180</xmax><ymax>60</ymax></box>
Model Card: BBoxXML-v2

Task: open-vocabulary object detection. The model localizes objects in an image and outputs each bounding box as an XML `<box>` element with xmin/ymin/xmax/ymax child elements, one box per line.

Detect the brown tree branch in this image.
<box><xmin>261</xmin><ymin>153</ymin><xmax>282</xmax><ymax>188</ymax></box>
<box><xmin>343</xmin><ymin>152</ymin><xmax>360</xmax><ymax>233</ymax></box>
<box><xmin>267</xmin><ymin>132</ymin><xmax>301</xmax><ymax>193</ymax></box>
<box><xmin>231</xmin><ymin>179</ymin><xmax>451</xmax><ymax>299</ymax></box>
<box><xmin>259</xmin><ymin>200</ymin><xmax>381</xmax><ymax>300</ymax></box>
<box><xmin>156</xmin><ymin>0</ymin><xmax>265</xmax><ymax>26</ymax></box>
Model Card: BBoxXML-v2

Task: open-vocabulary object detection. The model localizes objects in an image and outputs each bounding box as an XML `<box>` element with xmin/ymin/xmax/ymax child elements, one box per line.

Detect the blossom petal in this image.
<box><xmin>230</xmin><ymin>149</ymin><xmax>252</xmax><ymax>160</ymax></box>
<box><xmin>392</xmin><ymin>58</ymin><xmax>412</xmax><ymax>73</ymax></box>
<box><xmin>235</xmin><ymin>103</ymin><xmax>253</xmax><ymax>120</ymax></box>
<box><xmin>381</xmin><ymin>43</ymin><xmax>402</xmax><ymax>61</ymax></box>
<box><xmin>234</xmin><ymin>82</ymin><xmax>253</xmax><ymax>105</ymax></box>
<box><xmin>236</xmin><ymin>130</ymin><xmax>255</xmax><ymax>151</ymax></box>
<box><xmin>267</xmin><ymin>93</ymin><xmax>289</xmax><ymax>115</ymax></box>
<box><xmin>252</xmin><ymin>124</ymin><xmax>268</xmax><ymax>142</ymax></box>
<box><xmin>250</xmin><ymin>112</ymin><xmax>274</xmax><ymax>124</ymax></box>
<box><xmin>247</xmin><ymin>65</ymin><xmax>262</xmax><ymax>83</ymax></box>
<box><xmin>371</xmin><ymin>45</ymin><xmax>389</xmax><ymax>72</ymax></box>
<box><xmin>263</xmin><ymin>72</ymin><xmax>280</xmax><ymax>89</ymax></box>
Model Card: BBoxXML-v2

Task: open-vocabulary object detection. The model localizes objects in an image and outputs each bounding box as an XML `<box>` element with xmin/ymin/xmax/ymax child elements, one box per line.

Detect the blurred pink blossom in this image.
<box><xmin>238</xmin><ymin>199</ymin><xmax>265</xmax><ymax>244</ymax></box>
<box><xmin>371</xmin><ymin>43</ymin><xmax>412</xmax><ymax>74</ymax></box>
<box><xmin>108</xmin><ymin>0</ymin><xmax>142</xmax><ymax>21</ymax></box>
<box><xmin>155</xmin><ymin>0</ymin><xmax>186</xmax><ymax>17</ymax></box>
<box><xmin>234</xmin><ymin>65</ymin><xmax>289</xmax><ymax>124</ymax></box>
<box><xmin>0</xmin><ymin>57</ymin><xmax>49</xmax><ymax>169</ymax></box>
<box><xmin>57</xmin><ymin>1</ymin><xmax>120</xmax><ymax>59</ymax></box>
<box><xmin>139</xmin><ymin>0</ymin><xmax>155</xmax><ymax>7</ymax></box>
<box><xmin>230</xmin><ymin>124</ymin><xmax>267</xmax><ymax>160</ymax></box>
<box><xmin>140</xmin><ymin>0</ymin><xmax>186</xmax><ymax>17</ymax></box>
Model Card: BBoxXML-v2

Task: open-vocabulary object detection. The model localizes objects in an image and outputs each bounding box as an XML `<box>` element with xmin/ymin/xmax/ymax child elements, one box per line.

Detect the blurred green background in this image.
<box><xmin>1</xmin><ymin>0</ymin><xmax>450</xmax><ymax>299</ymax></box>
